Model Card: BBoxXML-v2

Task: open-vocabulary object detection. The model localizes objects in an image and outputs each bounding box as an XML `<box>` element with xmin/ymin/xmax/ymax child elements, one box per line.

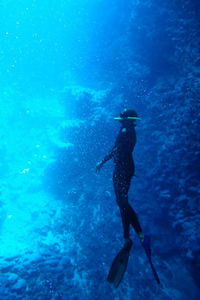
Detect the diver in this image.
<box><xmin>96</xmin><ymin>108</ymin><xmax>145</xmax><ymax>287</ymax></box>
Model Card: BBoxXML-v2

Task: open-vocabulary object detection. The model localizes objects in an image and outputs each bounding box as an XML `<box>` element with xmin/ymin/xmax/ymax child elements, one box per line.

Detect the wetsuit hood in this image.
<box><xmin>114</xmin><ymin>109</ymin><xmax>141</xmax><ymax>121</ymax></box>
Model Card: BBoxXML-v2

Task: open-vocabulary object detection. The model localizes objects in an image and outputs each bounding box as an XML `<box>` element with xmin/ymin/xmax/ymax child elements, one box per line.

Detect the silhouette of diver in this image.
<box><xmin>96</xmin><ymin>109</ymin><xmax>146</xmax><ymax>287</ymax></box>
<box><xmin>96</xmin><ymin>109</ymin><xmax>144</xmax><ymax>245</ymax></box>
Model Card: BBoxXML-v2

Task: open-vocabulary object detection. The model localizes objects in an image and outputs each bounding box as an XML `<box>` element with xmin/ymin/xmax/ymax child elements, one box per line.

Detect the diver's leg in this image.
<box><xmin>113</xmin><ymin>172</ymin><xmax>131</xmax><ymax>239</ymax></box>
<box><xmin>127</xmin><ymin>204</ymin><xmax>144</xmax><ymax>241</ymax></box>
<box><xmin>119</xmin><ymin>174</ymin><xmax>144</xmax><ymax>242</ymax></box>
<box><xmin>120</xmin><ymin>207</ymin><xmax>130</xmax><ymax>239</ymax></box>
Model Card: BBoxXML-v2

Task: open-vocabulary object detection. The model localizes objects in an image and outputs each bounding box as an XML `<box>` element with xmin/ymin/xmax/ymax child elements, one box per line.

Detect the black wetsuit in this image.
<box><xmin>102</xmin><ymin>123</ymin><xmax>142</xmax><ymax>239</ymax></box>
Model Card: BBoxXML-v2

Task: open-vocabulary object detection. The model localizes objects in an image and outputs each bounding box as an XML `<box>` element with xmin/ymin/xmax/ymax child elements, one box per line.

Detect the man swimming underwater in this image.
<box><xmin>96</xmin><ymin>109</ymin><xmax>145</xmax><ymax>287</ymax></box>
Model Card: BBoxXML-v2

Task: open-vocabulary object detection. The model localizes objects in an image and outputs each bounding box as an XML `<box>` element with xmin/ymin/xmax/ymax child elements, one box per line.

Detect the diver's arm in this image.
<box><xmin>102</xmin><ymin>147</ymin><xmax>117</xmax><ymax>164</ymax></box>
<box><xmin>96</xmin><ymin>147</ymin><xmax>117</xmax><ymax>173</ymax></box>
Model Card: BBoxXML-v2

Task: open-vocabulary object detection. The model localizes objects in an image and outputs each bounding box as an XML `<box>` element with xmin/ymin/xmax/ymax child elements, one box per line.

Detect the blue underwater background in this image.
<box><xmin>0</xmin><ymin>0</ymin><xmax>200</xmax><ymax>299</ymax></box>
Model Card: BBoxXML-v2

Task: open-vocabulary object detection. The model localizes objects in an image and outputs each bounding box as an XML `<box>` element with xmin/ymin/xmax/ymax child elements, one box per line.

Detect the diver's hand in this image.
<box><xmin>96</xmin><ymin>161</ymin><xmax>103</xmax><ymax>173</ymax></box>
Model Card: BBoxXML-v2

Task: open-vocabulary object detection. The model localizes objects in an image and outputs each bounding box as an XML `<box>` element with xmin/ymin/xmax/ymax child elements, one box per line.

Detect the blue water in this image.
<box><xmin>0</xmin><ymin>0</ymin><xmax>199</xmax><ymax>299</ymax></box>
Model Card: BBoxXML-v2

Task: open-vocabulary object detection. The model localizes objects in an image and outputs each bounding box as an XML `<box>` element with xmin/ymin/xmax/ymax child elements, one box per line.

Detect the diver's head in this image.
<box><xmin>114</xmin><ymin>109</ymin><xmax>141</xmax><ymax>126</ymax></box>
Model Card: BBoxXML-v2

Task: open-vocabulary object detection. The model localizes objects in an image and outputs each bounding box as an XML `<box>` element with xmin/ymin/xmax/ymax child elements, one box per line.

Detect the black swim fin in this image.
<box><xmin>107</xmin><ymin>239</ymin><xmax>133</xmax><ymax>288</ymax></box>
<box><xmin>142</xmin><ymin>235</ymin><xmax>160</xmax><ymax>284</ymax></box>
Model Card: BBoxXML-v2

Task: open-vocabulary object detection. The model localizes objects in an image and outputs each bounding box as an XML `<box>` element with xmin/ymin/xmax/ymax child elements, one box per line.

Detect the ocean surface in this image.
<box><xmin>0</xmin><ymin>0</ymin><xmax>199</xmax><ymax>299</ymax></box>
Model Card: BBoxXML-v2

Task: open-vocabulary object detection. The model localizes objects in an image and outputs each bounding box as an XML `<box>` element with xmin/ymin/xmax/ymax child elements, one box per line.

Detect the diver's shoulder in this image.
<box><xmin>121</xmin><ymin>128</ymin><xmax>127</xmax><ymax>133</ymax></box>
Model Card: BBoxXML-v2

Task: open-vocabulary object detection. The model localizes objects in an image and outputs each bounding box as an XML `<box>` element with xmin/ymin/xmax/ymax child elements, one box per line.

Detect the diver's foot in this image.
<box><xmin>138</xmin><ymin>232</ymin><xmax>144</xmax><ymax>243</ymax></box>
